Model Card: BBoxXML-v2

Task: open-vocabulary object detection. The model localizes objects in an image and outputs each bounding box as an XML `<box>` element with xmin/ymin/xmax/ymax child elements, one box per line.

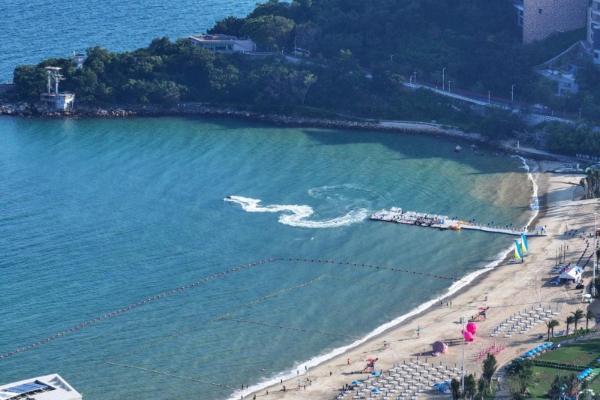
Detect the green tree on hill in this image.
<box><xmin>13</xmin><ymin>65</ymin><xmax>46</xmax><ymax>100</ymax></box>
<box><xmin>241</xmin><ymin>15</ymin><xmax>295</xmax><ymax>51</ymax></box>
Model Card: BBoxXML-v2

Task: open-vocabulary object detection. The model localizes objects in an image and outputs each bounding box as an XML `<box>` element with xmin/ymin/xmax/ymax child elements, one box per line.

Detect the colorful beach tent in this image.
<box><xmin>559</xmin><ymin>265</ymin><xmax>583</xmax><ymax>283</ymax></box>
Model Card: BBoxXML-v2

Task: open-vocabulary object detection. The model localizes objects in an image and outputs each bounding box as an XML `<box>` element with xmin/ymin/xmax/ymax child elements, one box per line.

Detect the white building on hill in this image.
<box><xmin>0</xmin><ymin>374</ymin><xmax>82</xmax><ymax>400</ymax></box>
<box><xmin>189</xmin><ymin>34</ymin><xmax>256</xmax><ymax>53</ymax></box>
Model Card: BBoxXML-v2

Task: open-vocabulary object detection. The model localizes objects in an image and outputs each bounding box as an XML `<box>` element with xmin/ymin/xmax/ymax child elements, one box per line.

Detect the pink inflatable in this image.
<box><xmin>463</xmin><ymin>331</ymin><xmax>474</xmax><ymax>342</ymax></box>
<box><xmin>466</xmin><ymin>322</ymin><xmax>478</xmax><ymax>335</ymax></box>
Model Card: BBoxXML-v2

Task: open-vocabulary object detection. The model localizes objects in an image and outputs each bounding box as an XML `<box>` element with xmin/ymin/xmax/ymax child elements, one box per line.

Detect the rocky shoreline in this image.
<box><xmin>0</xmin><ymin>99</ymin><xmax>578</xmax><ymax>162</ymax></box>
<box><xmin>0</xmin><ymin>100</ymin><xmax>481</xmax><ymax>137</ymax></box>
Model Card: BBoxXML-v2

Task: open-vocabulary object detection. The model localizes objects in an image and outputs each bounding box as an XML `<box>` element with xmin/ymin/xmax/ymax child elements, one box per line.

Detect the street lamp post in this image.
<box><xmin>442</xmin><ymin>67</ymin><xmax>446</xmax><ymax>91</ymax></box>
<box><xmin>448</xmin><ymin>80</ymin><xmax>453</xmax><ymax>93</ymax></box>
<box><xmin>488</xmin><ymin>91</ymin><xmax>491</xmax><ymax>105</ymax></box>
<box><xmin>460</xmin><ymin>316</ymin><xmax>466</xmax><ymax>393</ymax></box>
<box><xmin>511</xmin><ymin>84</ymin><xmax>516</xmax><ymax>103</ymax></box>
<box><xmin>594</xmin><ymin>213</ymin><xmax>598</xmax><ymax>297</ymax></box>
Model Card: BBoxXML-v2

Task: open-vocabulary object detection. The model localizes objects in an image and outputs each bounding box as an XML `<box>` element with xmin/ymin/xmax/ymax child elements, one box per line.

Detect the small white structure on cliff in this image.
<box><xmin>40</xmin><ymin>67</ymin><xmax>75</xmax><ymax>112</ymax></box>
<box><xmin>189</xmin><ymin>34</ymin><xmax>256</xmax><ymax>53</ymax></box>
<box><xmin>0</xmin><ymin>373</ymin><xmax>82</xmax><ymax>400</ymax></box>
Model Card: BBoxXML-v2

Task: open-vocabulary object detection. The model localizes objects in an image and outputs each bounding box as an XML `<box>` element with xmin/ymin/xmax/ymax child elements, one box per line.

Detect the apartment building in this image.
<box><xmin>515</xmin><ymin>0</ymin><xmax>589</xmax><ymax>43</ymax></box>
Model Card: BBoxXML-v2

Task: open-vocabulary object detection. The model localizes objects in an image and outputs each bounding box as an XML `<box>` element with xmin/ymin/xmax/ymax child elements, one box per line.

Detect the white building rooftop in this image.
<box><xmin>0</xmin><ymin>374</ymin><xmax>82</xmax><ymax>400</ymax></box>
<box><xmin>189</xmin><ymin>34</ymin><xmax>256</xmax><ymax>53</ymax></box>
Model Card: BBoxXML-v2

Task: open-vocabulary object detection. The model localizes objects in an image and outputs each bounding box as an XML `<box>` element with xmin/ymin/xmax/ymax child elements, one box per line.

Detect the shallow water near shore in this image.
<box><xmin>0</xmin><ymin>116</ymin><xmax>533</xmax><ymax>399</ymax></box>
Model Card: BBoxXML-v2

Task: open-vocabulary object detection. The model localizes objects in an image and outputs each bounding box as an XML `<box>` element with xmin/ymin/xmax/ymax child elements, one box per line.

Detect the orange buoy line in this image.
<box><xmin>0</xmin><ymin>258</ymin><xmax>281</xmax><ymax>361</ymax></box>
<box><xmin>218</xmin><ymin>317</ymin><xmax>356</xmax><ymax>339</ymax></box>
<box><xmin>1</xmin><ymin>257</ymin><xmax>459</xmax><ymax>361</ymax></box>
<box><xmin>119</xmin><ymin>274</ymin><xmax>328</xmax><ymax>359</ymax></box>
<box><xmin>281</xmin><ymin>257</ymin><xmax>460</xmax><ymax>281</ymax></box>
<box><xmin>104</xmin><ymin>361</ymin><xmax>236</xmax><ymax>390</ymax></box>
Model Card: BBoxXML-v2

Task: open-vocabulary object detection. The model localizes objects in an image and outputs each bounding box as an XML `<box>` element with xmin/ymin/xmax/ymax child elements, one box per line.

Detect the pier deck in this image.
<box><xmin>370</xmin><ymin>208</ymin><xmax>545</xmax><ymax>237</ymax></box>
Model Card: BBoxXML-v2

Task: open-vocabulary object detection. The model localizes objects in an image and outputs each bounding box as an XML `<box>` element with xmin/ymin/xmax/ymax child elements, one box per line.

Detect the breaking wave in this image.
<box><xmin>224</xmin><ymin>195</ymin><xmax>369</xmax><ymax>228</ymax></box>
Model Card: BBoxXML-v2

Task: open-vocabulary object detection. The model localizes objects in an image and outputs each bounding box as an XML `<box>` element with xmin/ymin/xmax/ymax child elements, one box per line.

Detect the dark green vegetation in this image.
<box><xmin>543</xmin><ymin>123</ymin><xmax>600</xmax><ymax>157</ymax></box>
<box><xmin>450</xmin><ymin>354</ymin><xmax>497</xmax><ymax>400</ymax></box>
<box><xmin>10</xmin><ymin>0</ymin><xmax>600</xmax><ymax>153</ymax></box>
<box><xmin>582</xmin><ymin>167</ymin><xmax>600</xmax><ymax>199</ymax></box>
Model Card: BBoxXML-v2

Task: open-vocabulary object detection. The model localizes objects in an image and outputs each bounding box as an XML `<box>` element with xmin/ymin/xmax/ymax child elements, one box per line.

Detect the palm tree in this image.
<box><xmin>547</xmin><ymin>319</ymin><xmax>560</xmax><ymax>340</ymax></box>
<box><xmin>566</xmin><ymin>316</ymin><xmax>575</xmax><ymax>335</ymax></box>
<box><xmin>573</xmin><ymin>309</ymin><xmax>584</xmax><ymax>332</ymax></box>
<box><xmin>586</xmin><ymin>310</ymin><xmax>595</xmax><ymax>330</ymax></box>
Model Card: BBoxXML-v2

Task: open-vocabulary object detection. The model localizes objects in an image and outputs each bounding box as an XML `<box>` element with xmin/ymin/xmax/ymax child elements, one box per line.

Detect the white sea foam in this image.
<box><xmin>516</xmin><ymin>155</ymin><xmax>540</xmax><ymax>213</ymax></box>
<box><xmin>224</xmin><ymin>195</ymin><xmax>369</xmax><ymax>228</ymax></box>
<box><xmin>228</xmin><ymin>158</ymin><xmax>540</xmax><ymax>400</ymax></box>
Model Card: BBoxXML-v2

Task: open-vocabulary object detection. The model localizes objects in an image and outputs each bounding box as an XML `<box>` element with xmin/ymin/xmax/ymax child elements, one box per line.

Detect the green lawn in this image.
<box><xmin>529</xmin><ymin>366</ymin><xmax>574</xmax><ymax>399</ymax></box>
<box><xmin>526</xmin><ymin>339</ymin><xmax>600</xmax><ymax>398</ymax></box>
<box><xmin>536</xmin><ymin>339</ymin><xmax>600</xmax><ymax>366</ymax></box>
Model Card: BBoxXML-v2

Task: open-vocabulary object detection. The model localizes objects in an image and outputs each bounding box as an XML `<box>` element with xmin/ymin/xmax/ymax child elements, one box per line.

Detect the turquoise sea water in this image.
<box><xmin>0</xmin><ymin>116</ymin><xmax>533</xmax><ymax>399</ymax></box>
<box><xmin>1</xmin><ymin>2</ymin><xmax>534</xmax><ymax>397</ymax></box>
<box><xmin>0</xmin><ymin>0</ymin><xmax>260</xmax><ymax>81</ymax></box>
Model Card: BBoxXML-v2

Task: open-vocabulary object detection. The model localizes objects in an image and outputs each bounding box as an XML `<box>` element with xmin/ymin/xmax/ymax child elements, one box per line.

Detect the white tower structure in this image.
<box><xmin>40</xmin><ymin>66</ymin><xmax>75</xmax><ymax>112</ymax></box>
<box><xmin>72</xmin><ymin>52</ymin><xmax>85</xmax><ymax>69</ymax></box>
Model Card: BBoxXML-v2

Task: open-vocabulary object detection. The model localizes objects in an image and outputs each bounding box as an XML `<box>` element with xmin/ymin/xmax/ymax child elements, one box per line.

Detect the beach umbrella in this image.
<box><xmin>466</xmin><ymin>322</ymin><xmax>478</xmax><ymax>335</ymax></box>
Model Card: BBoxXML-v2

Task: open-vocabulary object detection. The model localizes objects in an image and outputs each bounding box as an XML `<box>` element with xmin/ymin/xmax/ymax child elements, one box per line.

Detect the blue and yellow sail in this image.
<box><xmin>514</xmin><ymin>239</ymin><xmax>524</xmax><ymax>261</ymax></box>
<box><xmin>521</xmin><ymin>233</ymin><xmax>529</xmax><ymax>254</ymax></box>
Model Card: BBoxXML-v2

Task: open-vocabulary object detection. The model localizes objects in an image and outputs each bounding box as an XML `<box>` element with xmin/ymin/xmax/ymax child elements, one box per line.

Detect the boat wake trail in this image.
<box><xmin>224</xmin><ymin>195</ymin><xmax>369</xmax><ymax>228</ymax></box>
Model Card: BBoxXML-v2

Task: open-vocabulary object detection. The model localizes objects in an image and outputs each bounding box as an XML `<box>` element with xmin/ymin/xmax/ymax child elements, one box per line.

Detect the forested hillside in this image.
<box><xmin>10</xmin><ymin>0</ymin><xmax>599</xmax><ymax>153</ymax></box>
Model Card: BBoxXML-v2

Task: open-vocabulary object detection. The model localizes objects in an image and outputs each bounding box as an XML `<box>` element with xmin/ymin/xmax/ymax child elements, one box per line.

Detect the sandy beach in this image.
<box><xmin>240</xmin><ymin>161</ymin><xmax>600</xmax><ymax>400</ymax></box>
